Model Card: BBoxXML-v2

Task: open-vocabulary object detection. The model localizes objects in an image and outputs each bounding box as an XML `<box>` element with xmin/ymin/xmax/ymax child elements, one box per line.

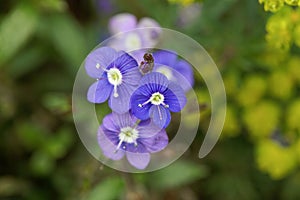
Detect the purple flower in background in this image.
<box><xmin>96</xmin><ymin>0</ymin><xmax>115</xmax><ymax>14</ymax></box>
<box><xmin>130</xmin><ymin>72</ymin><xmax>187</xmax><ymax>128</ymax></box>
<box><xmin>108</xmin><ymin>13</ymin><xmax>161</xmax><ymax>59</ymax></box>
<box><xmin>109</xmin><ymin>13</ymin><xmax>138</xmax><ymax>35</ymax></box>
<box><xmin>152</xmin><ymin>50</ymin><xmax>194</xmax><ymax>92</ymax></box>
<box><xmin>98</xmin><ymin>112</ymin><xmax>168</xmax><ymax>169</ymax></box>
<box><xmin>85</xmin><ymin>47</ymin><xmax>142</xmax><ymax>113</ymax></box>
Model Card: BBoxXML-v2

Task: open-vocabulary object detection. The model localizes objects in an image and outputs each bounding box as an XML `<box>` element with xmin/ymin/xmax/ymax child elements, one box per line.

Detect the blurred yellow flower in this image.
<box><xmin>243</xmin><ymin>101</ymin><xmax>280</xmax><ymax>140</ymax></box>
<box><xmin>285</xmin><ymin>0</ymin><xmax>300</xmax><ymax>6</ymax></box>
<box><xmin>256</xmin><ymin>140</ymin><xmax>297</xmax><ymax>179</ymax></box>
<box><xmin>268</xmin><ymin>70</ymin><xmax>294</xmax><ymax>100</ymax></box>
<box><xmin>237</xmin><ymin>75</ymin><xmax>266</xmax><ymax>107</ymax></box>
<box><xmin>263</xmin><ymin>0</ymin><xmax>285</xmax><ymax>12</ymax></box>
<box><xmin>286</xmin><ymin>100</ymin><xmax>300</xmax><ymax>132</ymax></box>
<box><xmin>168</xmin><ymin>0</ymin><xmax>194</xmax><ymax>6</ymax></box>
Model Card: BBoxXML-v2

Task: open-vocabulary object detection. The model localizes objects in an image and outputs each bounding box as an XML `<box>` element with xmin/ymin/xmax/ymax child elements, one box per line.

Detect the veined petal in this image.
<box><xmin>102</xmin><ymin>113</ymin><xmax>119</xmax><ymax>132</ymax></box>
<box><xmin>126</xmin><ymin>152</ymin><xmax>150</xmax><ymax>170</ymax></box>
<box><xmin>98</xmin><ymin>126</ymin><xmax>125</xmax><ymax>160</ymax></box>
<box><xmin>163</xmin><ymin>82</ymin><xmax>187</xmax><ymax>112</ymax></box>
<box><xmin>149</xmin><ymin>105</ymin><xmax>171</xmax><ymax>128</ymax></box>
<box><xmin>123</xmin><ymin>141</ymin><xmax>148</xmax><ymax>153</ymax></box>
<box><xmin>111</xmin><ymin>112</ymin><xmax>135</xmax><ymax>129</ymax></box>
<box><xmin>130</xmin><ymin>91</ymin><xmax>152</xmax><ymax>120</ymax></box>
<box><xmin>122</xmin><ymin>68</ymin><xmax>142</xmax><ymax>86</ymax></box>
<box><xmin>109</xmin><ymin>84</ymin><xmax>133</xmax><ymax>114</ymax></box>
<box><xmin>109</xmin><ymin>13</ymin><xmax>137</xmax><ymax>34</ymax></box>
<box><xmin>85</xmin><ymin>47</ymin><xmax>117</xmax><ymax>79</ymax></box>
<box><xmin>87</xmin><ymin>80</ymin><xmax>112</xmax><ymax>103</ymax></box>
<box><xmin>139</xmin><ymin>72</ymin><xmax>169</xmax><ymax>89</ymax></box>
<box><xmin>141</xmin><ymin>129</ymin><xmax>169</xmax><ymax>153</ymax></box>
<box><xmin>137</xmin><ymin>122</ymin><xmax>164</xmax><ymax>138</ymax></box>
<box><xmin>112</xmin><ymin>52</ymin><xmax>138</xmax><ymax>73</ymax></box>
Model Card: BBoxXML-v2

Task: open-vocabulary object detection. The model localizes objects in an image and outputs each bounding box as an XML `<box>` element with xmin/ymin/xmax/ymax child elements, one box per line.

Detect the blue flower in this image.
<box><xmin>85</xmin><ymin>47</ymin><xmax>142</xmax><ymax>113</ymax></box>
<box><xmin>98</xmin><ymin>112</ymin><xmax>168</xmax><ymax>169</ymax></box>
<box><xmin>152</xmin><ymin>50</ymin><xmax>194</xmax><ymax>92</ymax></box>
<box><xmin>130</xmin><ymin>72</ymin><xmax>187</xmax><ymax>128</ymax></box>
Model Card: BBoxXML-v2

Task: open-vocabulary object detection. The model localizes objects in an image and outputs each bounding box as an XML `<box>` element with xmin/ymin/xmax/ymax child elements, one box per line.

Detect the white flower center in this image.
<box><xmin>150</xmin><ymin>92</ymin><xmax>165</xmax><ymax>105</ymax></box>
<box><xmin>156</xmin><ymin>66</ymin><xmax>173</xmax><ymax>80</ymax></box>
<box><xmin>116</xmin><ymin>126</ymin><xmax>139</xmax><ymax>151</ymax></box>
<box><xmin>107</xmin><ymin>68</ymin><xmax>122</xmax><ymax>97</ymax></box>
<box><xmin>124</xmin><ymin>33</ymin><xmax>142</xmax><ymax>50</ymax></box>
<box><xmin>138</xmin><ymin>92</ymin><xmax>169</xmax><ymax>108</ymax></box>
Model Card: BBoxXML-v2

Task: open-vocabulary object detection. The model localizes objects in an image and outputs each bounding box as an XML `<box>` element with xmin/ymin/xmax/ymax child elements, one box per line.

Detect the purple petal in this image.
<box><xmin>137</xmin><ymin>18</ymin><xmax>161</xmax><ymax>47</ymax></box>
<box><xmin>163</xmin><ymin>82</ymin><xmax>187</xmax><ymax>112</ymax></box>
<box><xmin>108</xmin><ymin>13</ymin><xmax>137</xmax><ymax>34</ymax></box>
<box><xmin>102</xmin><ymin>113</ymin><xmax>120</xmax><ymax>132</ymax></box>
<box><xmin>139</xmin><ymin>72</ymin><xmax>169</xmax><ymax>88</ymax></box>
<box><xmin>85</xmin><ymin>47</ymin><xmax>117</xmax><ymax>79</ymax></box>
<box><xmin>130</xmin><ymin>89</ymin><xmax>152</xmax><ymax>120</ymax></box>
<box><xmin>87</xmin><ymin>80</ymin><xmax>112</xmax><ymax>103</ymax></box>
<box><xmin>137</xmin><ymin>17</ymin><xmax>160</xmax><ymax>29</ymax></box>
<box><xmin>113</xmin><ymin>52</ymin><xmax>138</xmax><ymax>73</ymax></box>
<box><xmin>149</xmin><ymin>105</ymin><xmax>171</xmax><ymax>128</ymax></box>
<box><xmin>122</xmin><ymin>68</ymin><xmax>142</xmax><ymax>86</ymax></box>
<box><xmin>126</xmin><ymin>152</ymin><xmax>150</xmax><ymax>169</ymax></box>
<box><xmin>141</xmin><ymin>129</ymin><xmax>169</xmax><ymax>153</ymax></box>
<box><xmin>109</xmin><ymin>84</ymin><xmax>134</xmax><ymax>114</ymax></box>
<box><xmin>108</xmin><ymin>31</ymin><xmax>144</xmax><ymax>52</ymax></box>
<box><xmin>174</xmin><ymin>60</ymin><xmax>194</xmax><ymax>91</ymax></box>
<box><xmin>112</xmin><ymin>112</ymin><xmax>135</xmax><ymax>128</ymax></box>
<box><xmin>98</xmin><ymin>126</ymin><xmax>125</xmax><ymax>160</ymax></box>
<box><xmin>137</xmin><ymin>122</ymin><xmax>164</xmax><ymax>138</ymax></box>
<box><xmin>123</xmin><ymin>141</ymin><xmax>148</xmax><ymax>153</ymax></box>
<box><xmin>152</xmin><ymin>50</ymin><xmax>177</xmax><ymax>67</ymax></box>
<box><xmin>129</xmin><ymin>50</ymin><xmax>147</xmax><ymax>63</ymax></box>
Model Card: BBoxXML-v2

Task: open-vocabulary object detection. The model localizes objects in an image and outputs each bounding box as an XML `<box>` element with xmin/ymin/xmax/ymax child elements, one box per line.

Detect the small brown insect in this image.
<box><xmin>139</xmin><ymin>53</ymin><xmax>154</xmax><ymax>74</ymax></box>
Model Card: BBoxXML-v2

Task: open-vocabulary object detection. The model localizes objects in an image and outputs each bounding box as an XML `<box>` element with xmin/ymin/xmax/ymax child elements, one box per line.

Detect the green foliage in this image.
<box><xmin>148</xmin><ymin>161</ymin><xmax>208</xmax><ymax>189</ymax></box>
<box><xmin>0</xmin><ymin>4</ymin><xmax>38</xmax><ymax>66</ymax></box>
<box><xmin>86</xmin><ymin>178</ymin><xmax>124</xmax><ymax>200</ymax></box>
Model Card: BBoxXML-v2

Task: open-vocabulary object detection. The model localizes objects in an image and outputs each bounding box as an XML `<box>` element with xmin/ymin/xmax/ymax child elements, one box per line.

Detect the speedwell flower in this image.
<box><xmin>85</xmin><ymin>47</ymin><xmax>142</xmax><ymax>113</ymax></box>
<box><xmin>130</xmin><ymin>72</ymin><xmax>187</xmax><ymax>128</ymax></box>
<box><xmin>98</xmin><ymin>112</ymin><xmax>168</xmax><ymax>169</ymax></box>
<box><xmin>108</xmin><ymin>13</ymin><xmax>161</xmax><ymax>61</ymax></box>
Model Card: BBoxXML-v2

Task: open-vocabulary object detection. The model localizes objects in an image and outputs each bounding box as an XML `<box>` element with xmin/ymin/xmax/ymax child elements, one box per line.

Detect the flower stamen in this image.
<box><xmin>157</xmin><ymin>105</ymin><xmax>163</xmax><ymax>120</ymax></box>
<box><xmin>107</xmin><ymin>68</ymin><xmax>123</xmax><ymax>98</ymax></box>
<box><xmin>138</xmin><ymin>92</ymin><xmax>169</xmax><ymax>108</ymax></box>
<box><xmin>115</xmin><ymin>127</ymin><xmax>139</xmax><ymax>152</ymax></box>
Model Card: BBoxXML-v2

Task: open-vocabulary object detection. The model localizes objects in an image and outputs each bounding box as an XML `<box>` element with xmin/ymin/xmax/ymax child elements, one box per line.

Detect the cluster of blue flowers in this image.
<box><xmin>85</xmin><ymin>47</ymin><xmax>194</xmax><ymax>169</ymax></box>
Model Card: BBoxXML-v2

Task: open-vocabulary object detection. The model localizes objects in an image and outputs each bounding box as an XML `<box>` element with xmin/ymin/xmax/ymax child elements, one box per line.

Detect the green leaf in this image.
<box><xmin>42</xmin><ymin>127</ymin><xmax>74</xmax><ymax>159</ymax></box>
<box><xmin>86</xmin><ymin>178</ymin><xmax>124</xmax><ymax>200</ymax></box>
<box><xmin>148</xmin><ymin>161</ymin><xmax>208</xmax><ymax>189</ymax></box>
<box><xmin>43</xmin><ymin>14</ymin><xmax>88</xmax><ymax>75</ymax></box>
<box><xmin>0</xmin><ymin>4</ymin><xmax>38</xmax><ymax>66</ymax></box>
<box><xmin>16</xmin><ymin>122</ymin><xmax>47</xmax><ymax>151</ymax></box>
<box><xmin>29</xmin><ymin>151</ymin><xmax>55</xmax><ymax>176</ymax></box>
<box><xmin>42</xmin><ymin>93</ymin><xmax>71</xmax><ymax>114</ymax></box>
<box><xmin>8</xmin><ymin>46</ymin><xmax>46</xmax><ymax>78</ymax></box>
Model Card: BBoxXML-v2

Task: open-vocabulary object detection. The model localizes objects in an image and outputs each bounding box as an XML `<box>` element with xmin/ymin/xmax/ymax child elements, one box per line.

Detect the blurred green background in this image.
<box><xmin>1</xmin><ymin>0</ymin><xmax>300</xmax><ymax>199</ymax></box>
